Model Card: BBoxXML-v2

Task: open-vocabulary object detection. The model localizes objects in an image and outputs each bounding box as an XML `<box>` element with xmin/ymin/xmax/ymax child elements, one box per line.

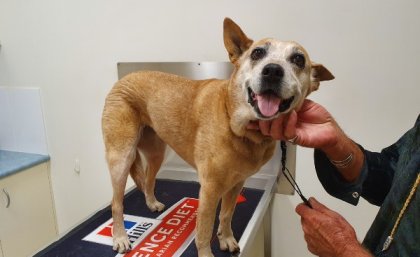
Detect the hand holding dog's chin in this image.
<box><xmin>288</xmin><ymin>100</ymin><xmax>342</xmax><ymax>150</ymax></box>
<box><xmin>247</xmin><ymin>99</ymin><xmax>343</xmax><ymax>150</ymax></box>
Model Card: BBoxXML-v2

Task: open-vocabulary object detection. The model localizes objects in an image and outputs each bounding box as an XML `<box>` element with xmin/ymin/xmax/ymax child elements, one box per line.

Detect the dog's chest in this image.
<box><xmin>236</xmin><ymin>139</ymin><xmax>275</xmax><ymax>170</ymax></box>
<box><xmin>204</xmin><ymin>138</ymin><xmax>276</xmax><ymax>179</ymax></box>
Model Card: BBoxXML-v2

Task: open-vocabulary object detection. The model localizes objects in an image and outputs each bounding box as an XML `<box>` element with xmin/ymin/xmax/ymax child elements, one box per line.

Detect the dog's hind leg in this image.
<box><xmin>134</xmin><ymin>126</ymin><xmax>166</xmax><ymax>212</ymax></box>
<box><xmin>217</xmin><ymin>181</ymin><xmax>244</xmax><ymax>253</ymax></box>
<box><xmin>103</xmin><ymin>103</ymin><xmax>141</xmax><ymax>253</ymax></box>
<box><xmin>129</xmin><ymin>150</ymin><xmax>145</xmax><ymax>192</ymax></box>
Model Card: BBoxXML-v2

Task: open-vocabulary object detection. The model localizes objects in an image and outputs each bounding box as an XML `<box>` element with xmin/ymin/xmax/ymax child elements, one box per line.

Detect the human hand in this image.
<box><xmin>247</xmin><ymin>99</ymin><xmax>343</xmax><ymax>150</ymax></box>
<box><xmin>295</xmin><ymin>197</ymin><xmax>372</xmax><ymax>257</ymax></box>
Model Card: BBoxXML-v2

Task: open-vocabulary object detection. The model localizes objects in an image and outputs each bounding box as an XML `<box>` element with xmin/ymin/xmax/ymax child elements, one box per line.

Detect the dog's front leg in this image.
<box><xmin>217</xmin><ymin>181</ymin><xmax>244</xmax><ymax>253</ymax></box>
<box><xmin>195</xmin><ymin>182</ymin><xmax>222</xmax><ymax>257</ymax></box>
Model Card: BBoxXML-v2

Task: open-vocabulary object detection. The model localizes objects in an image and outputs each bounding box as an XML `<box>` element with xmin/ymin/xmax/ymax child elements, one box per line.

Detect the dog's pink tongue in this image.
<box><xmin>256</xmin><ymin>94</ymin><xmax>281</xmax><ymax>117</ymax></box>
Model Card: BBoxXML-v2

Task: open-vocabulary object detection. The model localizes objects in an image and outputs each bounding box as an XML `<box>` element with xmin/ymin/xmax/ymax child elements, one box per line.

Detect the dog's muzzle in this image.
<box><xmin>247</xmin><ymin>63</ymin><xmax>295</xmax><ymax>118</ymax></box>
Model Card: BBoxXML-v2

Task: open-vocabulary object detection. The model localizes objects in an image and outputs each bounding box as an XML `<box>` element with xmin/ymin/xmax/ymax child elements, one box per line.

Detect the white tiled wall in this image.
<box><xmin>0</xmin><ymin>87</ymin><xmax>48</xmax><ymax>155</ymax></box>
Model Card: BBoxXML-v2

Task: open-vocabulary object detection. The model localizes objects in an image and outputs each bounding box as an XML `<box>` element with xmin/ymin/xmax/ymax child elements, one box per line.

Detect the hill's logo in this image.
<box><xmin>83</xmin><ymin>215</ymin><xmax>160</xmax><ymax>246</ymax></box>
<box><xmin>83</xmin><ymin>198</ymin><xmax>199</xmax><ymax>257</ymax></box>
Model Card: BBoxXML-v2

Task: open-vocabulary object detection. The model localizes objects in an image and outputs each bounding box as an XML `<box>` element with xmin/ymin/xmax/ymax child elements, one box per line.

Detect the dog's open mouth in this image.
<box><xmin>247</xmin><ymin>87</ymin><xmax>294</xmax><ymax>118</ymax></box>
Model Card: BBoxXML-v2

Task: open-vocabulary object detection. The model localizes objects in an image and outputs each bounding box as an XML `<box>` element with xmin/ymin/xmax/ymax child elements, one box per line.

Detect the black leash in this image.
<box><xmin>280</xmin><ymin>141</ymin><xmax>312</xmax><ymax>208</ymax></box>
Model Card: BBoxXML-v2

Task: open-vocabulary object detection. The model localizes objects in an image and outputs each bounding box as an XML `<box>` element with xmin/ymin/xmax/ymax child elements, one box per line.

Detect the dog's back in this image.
<box><xmin>102</xmin><ymin>71</ymin><xmax>230</xmax><ymax>166</ymax></box>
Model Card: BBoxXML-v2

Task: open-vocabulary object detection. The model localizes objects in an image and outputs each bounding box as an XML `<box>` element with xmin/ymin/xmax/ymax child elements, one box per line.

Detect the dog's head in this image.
<box><xmin>224</xmin><ymin>18</ymin><xmax>334</xmax><ymax>120</ymax></box>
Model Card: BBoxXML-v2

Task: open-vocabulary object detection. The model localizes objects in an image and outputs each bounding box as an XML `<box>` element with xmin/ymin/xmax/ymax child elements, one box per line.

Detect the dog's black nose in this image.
<box><xmin>262</xmin><ymin>63</ymin><xmax>284</xmax><ymax>83</ymax></box>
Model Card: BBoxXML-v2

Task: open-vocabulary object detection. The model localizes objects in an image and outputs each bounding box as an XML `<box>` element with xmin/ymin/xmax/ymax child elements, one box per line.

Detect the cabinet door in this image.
<box><xmin>0</xmin><ymin>163</ymin><xmax>57</xmax><ymax>257</ymax></box>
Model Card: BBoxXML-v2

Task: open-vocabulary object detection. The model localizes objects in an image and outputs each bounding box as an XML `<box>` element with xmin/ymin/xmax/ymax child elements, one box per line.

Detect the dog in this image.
<box><xmin>102</xmin><ymin>17</ymin><xmax>334</xmax><ymax>257</ymax></box>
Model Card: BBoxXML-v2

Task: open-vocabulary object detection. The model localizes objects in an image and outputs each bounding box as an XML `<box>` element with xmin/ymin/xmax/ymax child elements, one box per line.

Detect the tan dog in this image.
<box><xmin>102</xmin><ymin>18</ymin><xmax>333</xmax><ymax>257</ymax></box>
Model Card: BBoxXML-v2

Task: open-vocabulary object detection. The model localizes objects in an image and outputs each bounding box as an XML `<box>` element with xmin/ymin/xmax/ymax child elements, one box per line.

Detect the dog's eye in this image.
<box><xmin>251</xmin><ymin>48</ymin><xmax>266</xmax><ymax>61</ymax></box>
<box><xmin>290</xmin><ymin>53</ymin><xmax>305</xmax><ymax>68</ymax></box>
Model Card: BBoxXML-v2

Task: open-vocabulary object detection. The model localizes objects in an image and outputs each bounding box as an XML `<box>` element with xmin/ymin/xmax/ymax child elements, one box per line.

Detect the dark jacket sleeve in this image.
<box><xmin>314</xmin><ymin>115</ymin><xmax>419</xmax><ymax>206</ymax></box>
<box><xmin>314</xmin><ymin>146</ymin><xmax>395</xmax><ymax>206</ymax></box>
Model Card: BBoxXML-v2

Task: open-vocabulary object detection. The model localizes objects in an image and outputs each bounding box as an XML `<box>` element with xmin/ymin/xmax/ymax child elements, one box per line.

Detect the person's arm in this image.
<box><xmin>248</xmin><ymin>99</ymin><xmax>365</xmax><ymax>182</ymax></box>
<box><xmin>317</xmin><ymin>126</ymin><xmax>364</xmax><ymax>182</ymax></box>
<box><xmin>295</xmin><ymin>197</ymin><xmax>373</xmax><ymax>257</ymax></box>
<box><xmin>248</xmin><ymin>99</ymin><xmax>410</xmax><ymax>205</ymax></box>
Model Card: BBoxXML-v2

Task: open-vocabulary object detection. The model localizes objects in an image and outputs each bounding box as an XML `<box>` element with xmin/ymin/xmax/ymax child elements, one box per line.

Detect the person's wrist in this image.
<box><xmin>318</xmin><ymin>125</ymin><xmax>364</xmax><ymax>182</ymax></box>
<box><xmin>320</xmin><ymin>125</ymin><xmax>348</xmax><ymax>159</ymax></box>
<box><xmin>338</xmin><ymin>242</ymin><xmax>372</xmax><ymax>257</ymax></box>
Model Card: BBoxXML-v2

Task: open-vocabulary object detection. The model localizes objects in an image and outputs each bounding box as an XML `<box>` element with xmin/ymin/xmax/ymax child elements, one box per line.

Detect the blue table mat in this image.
<box><xmin>34</xmin><ymin>179</ymin><xmax>263</xmax><ymax>257</ymax></box>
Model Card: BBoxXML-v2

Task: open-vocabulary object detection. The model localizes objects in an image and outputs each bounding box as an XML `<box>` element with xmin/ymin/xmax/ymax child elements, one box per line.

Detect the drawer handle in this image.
<box><xmin>2</xmin><ymin>189</ymin><xmax>10</xmax><ymax>208</ymax></box>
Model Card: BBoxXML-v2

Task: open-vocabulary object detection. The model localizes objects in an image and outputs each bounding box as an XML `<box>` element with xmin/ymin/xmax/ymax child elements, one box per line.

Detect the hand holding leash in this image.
<box><xmin>295</xmin><ymin>197</ymin><xmax>371</xmax><ymax>257</ymax></box>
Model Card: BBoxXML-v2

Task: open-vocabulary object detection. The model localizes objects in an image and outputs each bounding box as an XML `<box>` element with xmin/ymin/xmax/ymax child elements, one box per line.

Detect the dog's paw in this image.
<box><xmin>112</xmin><ymin>235</ymin><xmax>131</xmax><ymax>253</ymax></box>
<box><xmin>146</xmin><ymin>200</ymin><xmax>165</xmax><ymax>212</ymax></box>
<box><xmin>218</xmin><ymin>233</ymin><xmax>240</xmax><ymax>253</ymax></box>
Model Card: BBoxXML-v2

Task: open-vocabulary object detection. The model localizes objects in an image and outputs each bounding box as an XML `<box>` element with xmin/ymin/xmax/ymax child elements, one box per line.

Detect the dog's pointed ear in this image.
<box><xmin>223</xmin><ymin>18</ymin><xmax>253</xmax><ymax>64</ymax></box>
<box><xmin>310</xmin><ymin>63</ymin><xmax>335</xmax><ymax>92</ymax></box>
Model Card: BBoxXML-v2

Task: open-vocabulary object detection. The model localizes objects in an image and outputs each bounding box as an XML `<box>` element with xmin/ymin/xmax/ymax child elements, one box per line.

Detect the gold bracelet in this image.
<box><xmin>330</xmin><ymin>153</ymin><xmax>354</xmax><ymax>168</ymax></box>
